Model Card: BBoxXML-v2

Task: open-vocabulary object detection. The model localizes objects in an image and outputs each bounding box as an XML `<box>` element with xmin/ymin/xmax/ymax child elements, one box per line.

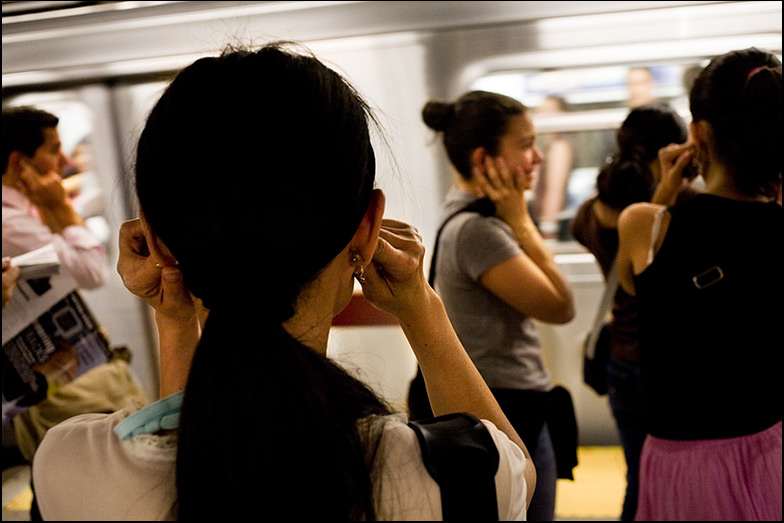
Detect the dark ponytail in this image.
<box><xmin>135</xmin><ymin>42</ymin><xmax>391</xmax><ymax>519</ymax></box>
<box><xmin>689</xmin><ymin>47</ymin><xmax>782</xmax><ymax>198</ymax></box>
<box><xmin>177</xmin><ymin>306</ymin><xmax>389</xmax><ymax>519</ymax></box>
<box><xmin>736</xmin><ymin>65</ymin><xmax>782</xmax><ymax>196</ymax></box>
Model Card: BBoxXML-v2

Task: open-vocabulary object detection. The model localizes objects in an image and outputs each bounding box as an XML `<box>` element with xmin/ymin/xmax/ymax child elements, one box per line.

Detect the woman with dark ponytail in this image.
<box><xmin>616</xmin><ymin>48</ymin><xmax>782</xmax><ymax>520</ymax></box>
<box><xmin>32</xmin><ymin>42</ymin><xmax>534</xmax><ymax>520</ymax></box>
<box><xmin>571</xmin><ymin>102</ymin><xmax>693</xmax><ymax>521</ymax></box>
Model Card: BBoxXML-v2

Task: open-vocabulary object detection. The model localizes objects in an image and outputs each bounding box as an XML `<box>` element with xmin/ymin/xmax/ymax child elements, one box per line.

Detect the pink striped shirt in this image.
<box><xmin>2</xmin><ymin>185</ymin><xmax>106</xmax><ymax>289</ymax></box>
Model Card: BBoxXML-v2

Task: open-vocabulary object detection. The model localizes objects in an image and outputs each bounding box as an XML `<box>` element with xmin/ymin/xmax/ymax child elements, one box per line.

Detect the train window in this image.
<box><xmin>3</xmin><ymin>88</ymin><xmax>162</xmax><ymax>400</ymax></box>
<box><xmin>471</xmin><ymin>62</ymin><xmax>701</xmax><ymax>241</ymax></box>
<box><xmin>3</xmin><ymin>93</ymin><xmax>113</xmax><ymax>249</ymax></box>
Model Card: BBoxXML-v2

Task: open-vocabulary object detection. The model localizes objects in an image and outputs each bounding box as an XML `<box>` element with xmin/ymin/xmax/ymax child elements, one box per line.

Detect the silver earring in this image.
<box><xmin>351</xmin><ymin>253</ymin><xmax>366</xmax><ymax>283</ymax></box>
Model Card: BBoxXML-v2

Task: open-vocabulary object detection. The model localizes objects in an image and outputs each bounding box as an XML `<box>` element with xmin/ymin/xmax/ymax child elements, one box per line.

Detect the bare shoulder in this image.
<box><xmin>618</xmin><ymin>202</ymin><xmax>663</xmax><ymax>232</ymax></box>
<box><xmin>618</xmin><ymin>203</ymin><xmax>669</xmax><ymax>280</ymax></box>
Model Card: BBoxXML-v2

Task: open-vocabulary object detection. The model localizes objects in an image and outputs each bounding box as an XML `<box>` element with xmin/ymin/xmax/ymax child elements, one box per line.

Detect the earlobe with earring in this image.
<box><xmin>351</xmin><ymin>253</ymin><xmax>367</xmax><ymax>283</ymax></box>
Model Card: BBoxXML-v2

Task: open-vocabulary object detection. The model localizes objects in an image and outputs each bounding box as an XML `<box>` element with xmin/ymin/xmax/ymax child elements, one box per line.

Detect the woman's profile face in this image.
<box><xmin>495</xmin><ymin>113</ymin><xmax>544</xmax><ymax>191</ymax></box>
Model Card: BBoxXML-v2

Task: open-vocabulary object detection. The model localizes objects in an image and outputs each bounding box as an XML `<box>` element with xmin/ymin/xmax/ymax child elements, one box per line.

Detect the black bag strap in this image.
<box><xmin>585</xmin><ymin>257</ymin><xmax>618</xmax><ymax>359</ymax></box>
<box><xmin>409</xmin><ymin>198</ymin><xmax>495</xmax><ymax>421</ymax></box>
<box><xmin>408</xmin><ymin>413</ymin><xmax>500</xmax><ymax>521</ymax></box>
<box><xmin>428</xmin><ymin>198</ymin><xmax>495</xmax><ymax>287</ymax></box>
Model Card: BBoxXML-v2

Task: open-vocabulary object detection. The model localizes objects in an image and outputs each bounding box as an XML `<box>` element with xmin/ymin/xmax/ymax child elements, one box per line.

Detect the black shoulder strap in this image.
<box><xmin>428</xmin><ymin>198</ymin><xmax>495</xmax><ymax>287</ymax></box>
<box><xmin>408</xmin><ymin>413</ymin><xmax>500</xmax><ymax>521</ymax></box>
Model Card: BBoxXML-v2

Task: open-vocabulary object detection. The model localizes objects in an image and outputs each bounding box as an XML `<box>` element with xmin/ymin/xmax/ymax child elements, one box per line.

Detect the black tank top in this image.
<box><xmin>634</xmin><ymin>194</ymin><xmax>782</xmax><ymax>439</ymax></box>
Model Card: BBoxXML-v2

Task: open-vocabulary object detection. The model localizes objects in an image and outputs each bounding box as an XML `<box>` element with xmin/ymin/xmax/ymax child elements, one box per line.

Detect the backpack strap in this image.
<box><xmin>408</xmin><ymin>413</ymin><xmax>500</xmax><ymax>521</ymax></box>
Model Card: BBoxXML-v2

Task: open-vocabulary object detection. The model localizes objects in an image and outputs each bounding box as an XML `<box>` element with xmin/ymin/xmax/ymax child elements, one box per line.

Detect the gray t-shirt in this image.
<box><xmin>434</xmin><ymin>187</ymin><xmax>552</xmax><ymax>391</ymax></box>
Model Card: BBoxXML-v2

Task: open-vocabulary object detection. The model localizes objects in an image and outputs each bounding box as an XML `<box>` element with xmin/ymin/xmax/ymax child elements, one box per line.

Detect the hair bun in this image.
<box><xmin>422</xmin><ymin>101</ymin><xmax>455</xmax><ymax>131</ymax></box>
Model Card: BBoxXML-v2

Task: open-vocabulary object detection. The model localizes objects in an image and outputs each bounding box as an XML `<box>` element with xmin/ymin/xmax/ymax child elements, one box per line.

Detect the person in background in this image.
<box><xmin>418</xmin><ymin>90</ymin><xmax>575</xmax><ymax>521</ymax></box>
<box><xmin>625</xmin><ymin>67</ymin><xmax>656</xmax><ymax>108</ymax></box>
<box><xmin>617</xmin><ymin>47</ymin><xmax>781</xmax><ymax>521</ymax></box>
<box><xmin>530</xmin><ymin>96</ymin><xmax>574</xmax><ymax>240</ymax></box>
<box><xmin>570</xmin><ymin>101</ymin><xmax>696</xmax><ymax>521</ymax></box>
<box><xmin>32</xmin><ymin>42</ymin><xmax>535</xmax><ymax>521</ymax></box>
<box><xmin>2</xmin><ymin>106</ymin><xmax>106</xmax><ymax>289</ymax></box>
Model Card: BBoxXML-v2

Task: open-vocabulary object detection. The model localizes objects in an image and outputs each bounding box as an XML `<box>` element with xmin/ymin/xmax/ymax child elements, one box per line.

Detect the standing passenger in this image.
<box><xmin>2</xmin><ymin>106</ymin><xmax>106</xmax><ymax>289</ymax></box>
<box><xmin>530</xmin><ymin>96</ymin><xmax>574</xmax><ymax>240</ymax></box>
<box><xmin>571</xmin><ymin>102</ymin><xmax>695</xmax><ymax>521</ymax></box>
<box><xmin>417</xmin><ymin>90</ymin><xmax>575</xmax><ymax>521</ymax></box>
<box><xmin>616</xmin><ymin>47</ymin><xmax>782</xmax><ymax>521</ymax></box>
<box><xmin>32</xmin><ymin>42</ymin><xmax>535</xmax><ymax>521</ymax></box>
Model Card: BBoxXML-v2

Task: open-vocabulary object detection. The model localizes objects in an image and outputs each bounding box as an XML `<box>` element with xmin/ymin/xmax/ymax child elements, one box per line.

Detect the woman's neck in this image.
<box><xmin>454</xmin><ymin>171</ymin><xmax>478</xmax><ymax>195</ymax></box>
<box><xmin>703</xmin><ymin>165</ymin><xmax>770</xmax><ymax>202</ymax></box>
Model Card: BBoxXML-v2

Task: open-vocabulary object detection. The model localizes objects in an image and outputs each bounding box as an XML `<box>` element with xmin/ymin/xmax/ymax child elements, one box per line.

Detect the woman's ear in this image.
<box><xmin>690</xmin><ymin>120</ymin><xmax>712</xmax><ymax>153</ymax></box>
<box><xmin>139</xmin><ymin>212</ymin><xmax>179</xmax><ymax>268</ymax></box>
<box><xmin>350</xmin><ymin>189</ymin><xmax>385</xmax><ymax>265</ymax></box>
<box><xmin>470</xmin><ymin>147</ymin><xmax>488</xmax><ymax>172</ymax></box>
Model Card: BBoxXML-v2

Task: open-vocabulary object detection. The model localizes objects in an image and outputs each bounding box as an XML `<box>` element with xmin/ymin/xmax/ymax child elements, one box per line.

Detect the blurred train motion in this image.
<box><xmin>3</xmin><ymin>0</ymin><xmax>781</xmax><ymax>445</ymax></box>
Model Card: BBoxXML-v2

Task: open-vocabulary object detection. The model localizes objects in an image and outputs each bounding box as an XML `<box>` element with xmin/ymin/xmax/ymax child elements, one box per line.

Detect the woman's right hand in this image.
<box><xmin>117</xmin><ymin>218</ymin><xmax>196</xmax><ymax>323</ymax></box>
<box><xmin>119</xmin><ymin>219</ymin><xmax>202</xmax><ymax>397</ymax></box>
<box><xmin>652</xmin><ymin>141</ymin><xmax>697</xmax><ymax>205</ymax></box>
<box><xmin>357</xmin><ymin>219</ymin><xmax>434</xmax><ymax>322</ymax></box>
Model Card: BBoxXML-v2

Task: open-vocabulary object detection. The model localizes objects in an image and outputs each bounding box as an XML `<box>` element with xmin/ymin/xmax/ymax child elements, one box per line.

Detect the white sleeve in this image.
<box><xmin>483</xmin><ymin>419</ymin><xmax>528</xmax><ymax>521</ymax></box>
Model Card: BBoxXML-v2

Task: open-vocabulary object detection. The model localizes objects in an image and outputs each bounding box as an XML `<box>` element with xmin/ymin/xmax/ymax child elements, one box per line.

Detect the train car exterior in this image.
<box><xmin>3</xmin><ymin>0</ymin><xmax>782</xmax><ymax>444</ymax></box>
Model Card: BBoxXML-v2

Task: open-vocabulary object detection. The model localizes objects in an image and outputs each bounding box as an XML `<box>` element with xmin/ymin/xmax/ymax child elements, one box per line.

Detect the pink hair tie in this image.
<box><xmin>747</xmin><ymin>66</ymin><xmax>763</xmax><ymax>80</ymax></box>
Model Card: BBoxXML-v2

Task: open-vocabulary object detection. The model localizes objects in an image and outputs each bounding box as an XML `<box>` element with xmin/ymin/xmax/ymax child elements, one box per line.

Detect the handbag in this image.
<box><xmin>582</xmin><ymin>258</ymin><xmax>618</xmax><ymax>396</ymax></box>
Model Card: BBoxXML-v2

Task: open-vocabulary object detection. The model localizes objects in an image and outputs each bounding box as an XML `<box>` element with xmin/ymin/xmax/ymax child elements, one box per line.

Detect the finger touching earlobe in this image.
<box><xmin>139</xmin><ymin>212</ymin><xmax>178</xmax><ymax>267</ymax></box>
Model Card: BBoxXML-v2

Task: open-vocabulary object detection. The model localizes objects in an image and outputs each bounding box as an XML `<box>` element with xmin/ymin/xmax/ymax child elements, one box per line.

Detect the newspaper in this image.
<box><xmin>2</xmin><ymin>245</ymin><xmax>111</xmax><ymax>424</ymax></box>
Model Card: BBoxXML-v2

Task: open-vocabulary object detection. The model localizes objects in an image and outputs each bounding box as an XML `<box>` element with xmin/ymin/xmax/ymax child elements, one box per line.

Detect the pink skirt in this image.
<box><xmin>635</xmin><ymin>421</ymin><xmax>782</xmax><ymax>521</ymax></box>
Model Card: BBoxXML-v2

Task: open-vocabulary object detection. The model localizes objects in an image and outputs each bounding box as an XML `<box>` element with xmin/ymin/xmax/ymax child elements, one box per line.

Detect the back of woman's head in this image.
<box><xmin>135</xmin><ymin>43</ymin><xmax>388</xmax><ymax>519</ymax></box>
<box><xmin>136</xmin><ymin>43</ymin><xmax>375</xmax><ymax>314</ymax></box>
<box><xmin>597</xmin><ymin>102</ymin><xmax>688</xmax><ymax>209</ymax></box>
<box><xmin>689</xmin><ymin>47</ymin><xmax>782</xmax><ymax>197</ymax></box>
<box><xmin>423</xmin><ymin>90</ymin><xmax>526</xmax><ymax>180</ymax></box>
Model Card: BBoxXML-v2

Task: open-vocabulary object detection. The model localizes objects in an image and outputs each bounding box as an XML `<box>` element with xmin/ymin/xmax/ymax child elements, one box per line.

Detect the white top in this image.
<box><xmin>33</xmin><ymin>401</ymin><xmax>528</xmax><ymax>521</ymax></box>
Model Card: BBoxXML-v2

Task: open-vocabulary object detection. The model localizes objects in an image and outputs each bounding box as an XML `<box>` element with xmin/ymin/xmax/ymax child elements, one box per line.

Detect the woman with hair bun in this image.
<box><xmin>415</xmin><ymin>90</ymin><xmax>575</xmax><ymax>521</ymax></box>
<box><xmin>617</xmin><ymin>48</ymin><xmax>782</xmax><ymax>521</ymax></box>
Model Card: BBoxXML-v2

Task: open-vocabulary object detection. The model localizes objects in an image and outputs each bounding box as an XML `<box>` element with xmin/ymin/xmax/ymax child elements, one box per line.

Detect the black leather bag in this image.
<box><xmin>583</xmin><ymin>322</ymin><xmax>611</xmax><ymax>396</ymax></box>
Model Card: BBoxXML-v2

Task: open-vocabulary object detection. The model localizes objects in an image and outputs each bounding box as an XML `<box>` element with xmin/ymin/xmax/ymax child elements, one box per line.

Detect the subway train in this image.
<box><xmin>3</xmin><ymin>0</ymin><xmax>782</xmax><ymax>452</ymax></box>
